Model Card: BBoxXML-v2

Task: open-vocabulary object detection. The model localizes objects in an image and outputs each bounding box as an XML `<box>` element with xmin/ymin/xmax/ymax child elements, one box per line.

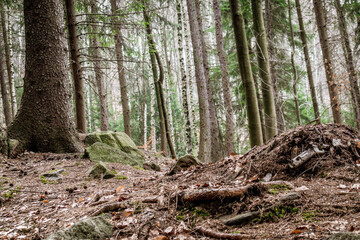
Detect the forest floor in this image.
<box><xmin>1</xmin><ymin>124</ymin><xmax>360</xmax><ymax>240</ymax></box>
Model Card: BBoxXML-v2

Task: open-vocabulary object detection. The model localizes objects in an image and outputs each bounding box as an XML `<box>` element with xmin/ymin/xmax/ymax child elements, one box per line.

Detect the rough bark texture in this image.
<box><xmin>212</xmin><ymin>0</ymin><xmax>234</xmax><ymax>155</ymax></box>
<box><xmin>7</xmin><ymin>0</ymin><xmax>81</xmax><ymax>153</ymax></box>
<box><xmin>251</xmin><ymin>0</ymin><xmax>277</xmax><ymax>141</ymax></box>
<box><xmin>176</xmin><ymin>0</ymin><xmax>192</xmax><ymax>154</ymax></box>
<box><xmin>229</xmin><ymin>0</ymin><xmax>263</xmax><ymax>146</ymax></box>
<box><xmin>90</xmin><ymin>0</ymin><xmax>109</xmax><ymax>131</ymax></box>
<box><xmin>295</xmin><ymin>0</ymin><xmax>320</xmax><ymax>121</ymax></box>
<box><xmin>0</xmin><ymin>4</ymin><xmax>15</xmax><ymax>119</ymax></box>
<box><xmin>334</xmin><ymin>0</ymin><xmax>360</xmax><ymax>128</ymax></box>
<box><xmin>313</xmin><ymin>0</ymin><xmax>343</xmax><ymax>124</ymax></box>
<box><xmin>0</xmin><ymin>28</ymin><xmax>11</xmax><ymax>126</ymax></box>
<box><xmin>110</xmin><ymin>0</ymin><xmax>132</xmax><ymax>137</ymax></box>
<box><xmin>65</xmin><ymin>0</ymin><xmax>86</xmax><ymax>133</ymax></box>
<box><xmin>186</xmin><ymin>0</ymin><xmax>211</xmax><ymax>162</ymax></box>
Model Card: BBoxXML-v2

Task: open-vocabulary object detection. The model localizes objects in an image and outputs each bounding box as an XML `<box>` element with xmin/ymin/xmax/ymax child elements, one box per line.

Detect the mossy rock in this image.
<box><xmin>168</xmin><ymin>155</ymin><xmax>201</xmax><ymax>175</ymax></box>
<box><xmin>46</xmin><ymin>214</ymin><xmax>114</xmax><ymax>240</ymax></box>
<box><xmin>84</xmin><ymin>142</ymin><xmax>143</xmax><ymax>167</ymax></box>
<box><xmin>325</xmin><ymin>232</ymin><xmax>360</xmax><ymax>240</ymax></box>
<box><xmin>88</xmin><ymin>162</ymin><xmax>116</xmax><ymax>179</ymax></box>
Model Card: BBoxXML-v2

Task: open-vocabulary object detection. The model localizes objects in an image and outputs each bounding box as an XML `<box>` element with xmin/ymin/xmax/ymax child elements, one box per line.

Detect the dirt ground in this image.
<box><xmin>1</xmin><ymin>124</ymin><xmax>360</xmax><ymax>239</ymax></box>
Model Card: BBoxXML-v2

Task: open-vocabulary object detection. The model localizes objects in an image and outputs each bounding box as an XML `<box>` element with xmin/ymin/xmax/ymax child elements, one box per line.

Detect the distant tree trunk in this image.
<box><xmin>229</xmin><ymin>0</ymin><xmax>263</xmax><ymax>146</ymax></box>
<box><xmin>287</xmin><ymin>0</ymin><xmax>301</xmax><ymax>125</ymax></box>
<box><xmin>150</xmin><ymin>80</ymin><xmax>156</xmax><ymax>152</ymax></box>
<box><xmin>334</xmin><ymin>0</ymin><xmax>360</xmax><ymax>128</ymax></box>
<box><xmin>90</xmin><ymin>1</ymin><xmax>109</xmax><ymax>131</ymax></box>
<box><xmin>212</xmin><ymin>0</ymin><xmax>234</xmax><ymax>155</ymax></box>
<box><xmin>110</xmin><ymin>0</ymin><xmax>132</xmax><ymax>136</ymax></box>
<box><xmin>0</xmin><ymin>29</ymin><xmax>11</xmax><ymax>126</ymax></box>
<box><xmin>186</xmin><ymin>0</ymin><xmax>211</xmax><ymax>162</ymax></box>
<box><xmin>295</xmin><ymin>0</ymin><xmax>320</xmax><ymax>122</ymax></box>
<box><xmin>65</xmin><ymin>0</ymin><xmax>86</xmax><ymax>133</ymax></box>
<box><xmin>265</xmin><ymin>0</ymin><xmax>285</xmax><ymax>132</ymax></box>
<box><xmin>195</xmin><ymin>0</ymin><xmax>222</xmax><ymax>162</ymax></box>
<box><xmin>8</xmin><ymin>0</ymin><xmax>81</xmax><ymax>153</ymax></box>
<box><xmin>176</xmin><ymin>0</ymin><xmax>192</xmax><ymax>154</ymax></box>
<box><xmin>251</xmin><ymin>0</ymin><xmax>277</xmax><ymax>141</ymax></box>
<box><xmin>0</xmin><ymin>4</ymin><xmax>15</xmax><ymax>119</ymax></box>
<box><xmin>313</xmin><ymin>0</ymin><xmax>343</xmax><ymax>124</ymax></box>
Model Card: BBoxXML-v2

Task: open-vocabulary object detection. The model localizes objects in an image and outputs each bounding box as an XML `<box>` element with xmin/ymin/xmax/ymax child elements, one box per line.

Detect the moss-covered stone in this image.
<box><xmin>45</xmin><ymin>214</ymin><xmax>114</xmax><ymax>240</ymax></box>
<box><xmin>84</xmin><ymin>134</ymin><xmax>102</xmax><ymax>147</ymax></box>
<box><xmin>168</xmin><ymin>155</ymin><xmax>201</xmax><ymax>175</ymax></box>
<box><xmin>84</xmin><ymin>142</ymin><xmax>143</xmax><ymax>167</ymax></box>
<box><xmin>99</xmin><ymin>132</ymin><xmax>118</xmax><ymax>148</ymax></box>
<box><xmin>88</xmin><ymin>162</ymin><xmax>116</xmax><ymax>179</ymax></box>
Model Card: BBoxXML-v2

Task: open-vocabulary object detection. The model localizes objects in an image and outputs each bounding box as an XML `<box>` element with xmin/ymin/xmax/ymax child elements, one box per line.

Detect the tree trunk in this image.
<box><xmin>90</xmin><ymin>1</ymin><xmax>109</xmax><ymax>131</ymax></box>
<box><xmin>0</xmin><ymin>29</ymin><xmax>11</xmax><ymax>126</ymax></box>
<box><xmin>195</xmin><ymin>0</ymin><xmax>222</xmax><ymax>162</ymax></box>
<box><xmin>110</xmin><ymin>0</ymin><xmax>132</xmax><ymax>136</ymax></box>
<box><xmin>334</xmin><ymin>0</ymin><xmax>360</xmax><ymax>128</ymax></box>
<box><xmin>186</xmin><ymin>0</ymin><xmax>211</xmax><ymax>162</ymax></box>
<box><xmin>8</xmin><ymin>0</ymin><xmax>81</xmax><ymax>153</ymax></box>
<box><xmin>65</xmin><ymin>0</ymin><xmax>86</xmax><ymax>133</ymax></box>
<box><xmin>287</xmin><ymin>0</ymin><xmax>301</xmax><ymax>125</ymax></box>
<box><xmin>229</xmin><ymin>0</ymin><xmax>263</xmax><ymax>146</ymax></box>
<box><xmin>0</xmin><ymin>4</ymin><xmax>15</xmax><ymax>119</ymax></box>
<box><xmin>251</xmin><ymin>0</ymin><xmax>277</xmax><ymax>141</ymax></box>
<box><xmin>295</xmin><ymin>0</ymin><xmax>320</xmax><ymax>122</ymax></box>
<box><xmin>212</xmin><ymin>0</ymin><xmax>234</xmax><ymax>155</ymax></box>
<box><xmin>313</xmin><ymin>0</ymin><xmax>342</xmax><ymax>124</ymax></box>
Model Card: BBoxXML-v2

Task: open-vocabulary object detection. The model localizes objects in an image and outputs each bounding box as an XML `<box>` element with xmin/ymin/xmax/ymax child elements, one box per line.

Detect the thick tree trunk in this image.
<box><xmin>313</xmin><ymin>0</ymin><xmax>342</xmax><ymax>124</ymax></box>
<box><xmin>295</xmin><ymin>0</ymin><xmax>320</xmax><ymax>122</ymax></box>
<box><xmin>287</xmin><ymin>0</ymin><xmax>301</xmax><ymax>125</ymax></box>
<box><xmin>65</xmin><ymin>0</ymin><xmax>86</xmax><ymax>133</ymax></box>
<box><xmin>0</xmin><ymin>4</ymin><xmax>15</xmax><ymax>119</ymax></box>
<box><xmin>186</xmin><ymin>0</ymin><xmax>211</xmax><ymax>162</ymax></box>
<box><xmin>0</xmin><ymin>29</ymin><xmax>11</xmax><ymax>126</ymax></box>
<box><xmin>212</xmin><ymin>0</ymin><xmax>234</xmax><ymax>155</ymax></box>
<box><xmin>334</xmin><ymin>0</ymin><xmax>360</xmax><ymax>128</ymax></box>
<box><xmin>251</xmin><ymin>0</ymin><xmax>277</xmax><ymax>141</ymax></box>
<box><xmin>110</xmin><ymin>0</ymin><xmax>132</xmax><ymax>136</ymax></box>
<box><xmin>229</xmin><ymin>0</ymin><xmax>263</xmax><ymax>146</ymax></box>
<box><xmin>194</xmin><ymin>0</ymin><xmax>222</xmax><ymax>162</ymax></box>
<box><xmin>8</xmin><ymin>0</ymin><xmax>81</xmax><ymax>153</ymax></box>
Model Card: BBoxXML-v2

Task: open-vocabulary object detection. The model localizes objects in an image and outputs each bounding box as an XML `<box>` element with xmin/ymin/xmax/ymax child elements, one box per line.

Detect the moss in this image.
<box><xmin>253</xmin><ymin>206</ymin><xmax>299</xmax><ymax>223</ymax></box>
<box><xmin>133</xmin><ymin>166</ymin><xmax>146</xmax><ymax>171</ymax></box>
<box><xmin>302</xmin><ymin>211</ymin><xmax>318</xmax><ymax>221</ymax></box>
<box><xmin>115</xmin><ymin>175</ymin><xmax>128</xmax><ymax>180</ymax></box>
<box><xmin>268</xmin><ymin>183</ymin><xmax>292</xmax><ymax>194</ymax></box>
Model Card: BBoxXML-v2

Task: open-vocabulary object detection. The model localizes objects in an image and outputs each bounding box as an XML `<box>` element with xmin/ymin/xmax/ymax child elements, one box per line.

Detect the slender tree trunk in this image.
<box><xmin>229</xmin><ymin>0</ymin><xmax>263</xmax><ymax>146</ymax></box>
<box><xmin>287</xmin><ymin>0</ymin><xmax>301</xmax><ymax>125</ymax></box>
<box><xmin>186</xmin><ymin>0</ymin><xmax>211</xmax><ymax>162</ymax></box>
<box><xmin>212</xmin><ymin>0</ymin><xmax>234</xmax><ymax>155</ymax></box>
<box><xmin>251</xmin><ymin>0</ymin><xmax>277</xmax><ymax>141</ymax></box>
<box><xmin>110</xmin><ymin>0</ymin><xmax>132</xmax><ymax>136</ymax></box>
<box><xmin>313</xmin><ymin>0</ymin><xmax>342</xmax><ymax>124</ymax></box>
<box><xmin>334</xmin><ymin>0</ymin><xmax>360</xmax><ymax>128</ymax></box>
<box><xmin>150</xmin><ymin>80</ymin><xmax>156</xmax><ymax>152</ymax></box>
<box><xmin>295</xmin><ymin>0</ymin><xmax>320</xmax><ymax>122</ymax></box>
<box><xmin>90</xmin><ymin>1</ymin><xmax>109</xmax><ymax>131</ymax></box>
<box><xmin>0</xmin><ymin>4</ymin><xmax>15</xmax><ymax>119</ymax></box>
<box><xmin>0</xmin><ymin>29</ymin><xmax>11</xmax><ymax>126</ymax></box>
<box><xmin>65</xmin><ymin>0</ymin><xmax>86</xmax><ymax>133</ymax></box>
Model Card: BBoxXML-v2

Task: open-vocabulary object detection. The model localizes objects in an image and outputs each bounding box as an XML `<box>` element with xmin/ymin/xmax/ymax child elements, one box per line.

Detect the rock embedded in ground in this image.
<box><xmin>45</xmin><ymin>214</ymin><xmax>114</xmax><ymax>240</ymax></box>
<box><xmin>88</xmin><ymin>162</ymin><xmax>116</xmax><ymax>179</ymax></box>
<box><xmin>222</xmin><ymin>211</ymin><xmax>260</xmax><ymax>226</ymax></box>
<box><xmin>168</xmin><ymin>155</ymin><xmax>201</xmax><ymax>175</ymax></box>
<box><xmin>41</xmin><ymin>169</ymin><xmax>65</xmax><ymax>181</ymax></box>
<box><xmin>325</xmin><ymin>232</ymin><xmax>360</xmax><ymax>240</ymax></box>
<box><xmin>143</xmin><ymin>162</ymin><xmax>161</xmax><ymax>171</ymax></box>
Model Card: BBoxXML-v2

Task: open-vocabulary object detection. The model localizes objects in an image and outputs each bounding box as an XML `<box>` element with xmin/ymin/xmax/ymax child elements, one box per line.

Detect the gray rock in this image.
<box><xmin>262</xmin><ymin>173</ymin><xmax>272</xmax><ymax>182</ymax></box>
<box><xmin>325</xmin><ymin>232</ymin><xmax>360</xmax><ymax>240</ymax></box>
<box><xmin>279</xmin><ymin>192</ymin><xmax>300</xmax><ymax>202</ymax></box>
<box><xmin>168</xmin><ymin>155</ymin><xmax>201</xmax><ymax>175</ymax></box>
<box><xmin>88</xmin><ymin>162</ymin><xmax>116</xmax><ymax>179</ymax></box>
<box><xmin>46</xmin><ymin>214</ymin><xmax>114</xmax><ymax>240</ymax></box>
<box><xmin>143</xmin><ymin>162</ymin><xmax>161</xmax><ymax>171</ymax></box>
<box><xmin>222</xmin><ymin>211</ymin><xmax>260</xmax><ymax>226</ymax></box>
<box><xmin>41</xmin><ymin>169</ymin><xmax>65</xmax><ymax>181</ymax></box>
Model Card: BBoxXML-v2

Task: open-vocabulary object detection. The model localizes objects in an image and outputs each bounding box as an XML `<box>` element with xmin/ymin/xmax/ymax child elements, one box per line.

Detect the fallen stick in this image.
<box><xmin>195</xmin><ymin>226</ymin><xmax>248</xmax><ymax>239</ymax></box>
<box><xmin>90</xmin><ymin>202</ymin><xmax>126</xmax><ymax>217</ymax></box>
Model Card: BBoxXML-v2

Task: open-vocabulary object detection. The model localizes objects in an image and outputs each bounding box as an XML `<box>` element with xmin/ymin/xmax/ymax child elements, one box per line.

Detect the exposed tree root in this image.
<box><xmin>195</xmin><ymin>226</ymin><xmax>248</xmax><ymax>239</ymax></box>
<box><xmin>90</xmin><ymin>202</ymin><xmax>126</xmax><ymax>217</ymax></box>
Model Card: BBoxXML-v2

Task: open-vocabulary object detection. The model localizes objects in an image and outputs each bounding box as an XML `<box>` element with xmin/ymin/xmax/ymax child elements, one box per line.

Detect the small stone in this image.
<box><xmin>262</xmin><ymin>173</ymin><xmax>272</xmax><ymax>182</ymax></box>
<box><xmin>168</xmin><ymin>155</ymin><xmax>201</xmax><ymax>175</ymax></box>
<box><xmin>88</xmin><ymin>162</ymin><xmax>115</xmax><ymax>179</ymax></box>
<box><xmin>143</xmin><ymin>162</ymin><xmax>161</xmax><ymax>171</ymax></box>
<box><xmin>295</xmin><ymin>186</ymin><xmax>309</xmax><ymax>191</ymax></box>
<box><xmin>338</xmin><ymin>184</ymin><xmax>347</xmax><ymax>189</ymax></box>
<box><xmin>222</xmin><ymin>211</ymin><xmax>260</xmax><ymax>225</ymax></box>
<box><xmin>279</xmin><ymin>192</ymin><xmax>300</xmax><ymax>202</ymax></box>
<box><xmin>332</xmin><ymin>138</ymin><xmax>342</xmax><ymax>147</ymax></box>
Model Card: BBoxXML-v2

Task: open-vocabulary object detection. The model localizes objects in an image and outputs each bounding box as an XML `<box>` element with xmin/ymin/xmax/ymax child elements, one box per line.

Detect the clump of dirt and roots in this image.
<box><xmin>1</xmin><ymin>124</ymin><xmax>360</xmax><ymax>239</ymax></box>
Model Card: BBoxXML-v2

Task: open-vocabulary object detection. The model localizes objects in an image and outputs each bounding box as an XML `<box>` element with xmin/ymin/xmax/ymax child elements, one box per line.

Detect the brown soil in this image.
<box><xmin>1</xmin><ymin>124</ymin><xmax>360</xmax><ymax>239</ymax></box>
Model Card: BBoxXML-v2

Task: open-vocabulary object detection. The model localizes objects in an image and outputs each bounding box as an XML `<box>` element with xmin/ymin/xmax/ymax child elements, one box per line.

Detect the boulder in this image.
<box><xmin>88</xmin><ymin>162</ymin><xmax>116</xmax><ymax>179</ymax></box>
<box><xmin>168</xmin><ymin>155</ymin><xmax>201</xmax><ymax>175</ymax></box>
<box><xmin>84</xmin><ymin>142</ymin><xmax>143</xmax><ymax>167</ymax></box>
<box><xmin>325</xmin><ymin>232</ymin><xmax>360</xmax><ymax>240</ymax></box>
<box><xmin>46</xmin><ymin>214</ymin><xmax>114</xmax><ymax>240</ymax></box>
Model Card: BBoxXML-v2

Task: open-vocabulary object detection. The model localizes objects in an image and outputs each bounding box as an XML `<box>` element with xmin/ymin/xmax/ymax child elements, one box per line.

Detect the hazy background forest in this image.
<box><xmin>0</xmin><ymin>0</ymin><xmax>359</xmax><ymax>161</ymax></box>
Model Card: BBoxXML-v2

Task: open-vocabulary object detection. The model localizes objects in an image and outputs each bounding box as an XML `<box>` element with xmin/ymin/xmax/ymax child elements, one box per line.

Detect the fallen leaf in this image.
<box><xmin>123</xmin><ymin>210</ymin><xmax>134</xmax><ymax>218</ymax></box>
<box><xmin>43</xmin><ymin>200</ymin><xmax>49</xmax><ymax>203</ymax></box>
<box><xmin>230</xmin><ymin>152</ymin><xmax>236</xmax><ymax>156</ymax></box>
<box><xmin>116</xmin><ymin>186</ymin><xmax>124</xmax><ymax>193</ymax></box>
<box><xmin>78</xmin><ymin>197</ymin><xmax>84</xmax><ymax>202</ymax></box>
<box><xmin>248</xmin><ymin>175</ymin><xmax>259</xmax><ymax>182</ymax></box>
<box><xmin>153</xmin><ymin>236</ymin><xmax>169</xmax><ymax>240</ymax></box>
<box><xmin>290</xmin><ymin>229</ymin><xmax>302</xmax><ymax>234</ymax></box>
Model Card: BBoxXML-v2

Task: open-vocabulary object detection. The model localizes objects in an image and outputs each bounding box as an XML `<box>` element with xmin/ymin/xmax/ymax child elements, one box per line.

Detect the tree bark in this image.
<box><xmin>0</xmin><ymin>29</ymin><xmax>11</xmax><ymax>126</ymax></box>
<box><xmin>8</xmin><ymin>0</ymin><xmax>81</xmax><ymax>153</ymax></box>
<box><xmin>229</xmin><ymin>0</ymin><xmax>263</xmax><ymax>146</ymax></box>
<box><xmin>186</xmin><ymin>0</ymin><xmax>211</xmax><ymax>162</ymax></box>
<box><xmin>295</xmin><ymin>0</ymin><xmax>320</xmax><ymax>122</ymax></box>
<box><xmin>212</xmin><ymin>0</ymin><xmax>234</xmax><ymax>155</ymax></box>
<box><xmin>251</xmin><ymin>0</ymin><xmax>277</xmax><ymax>141</ymax></box>
<box><xmin>313</xmin><ymin>0</ymin><xmax>342</xmax><ymax>124</ymax></box>
<box><xmin>65</xmin><ymin>0</ymin><xmax>86</xmax><ymax>133</ymax></box>
<box><xmin>334</xmin><ymin>0</ymin><xmax>360</xmax><ymax>128</ymax></box>
<box><xmin>110</xmin><ymin>0</ymin><xmax>132</xmax><ymax>136</ymax></box>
